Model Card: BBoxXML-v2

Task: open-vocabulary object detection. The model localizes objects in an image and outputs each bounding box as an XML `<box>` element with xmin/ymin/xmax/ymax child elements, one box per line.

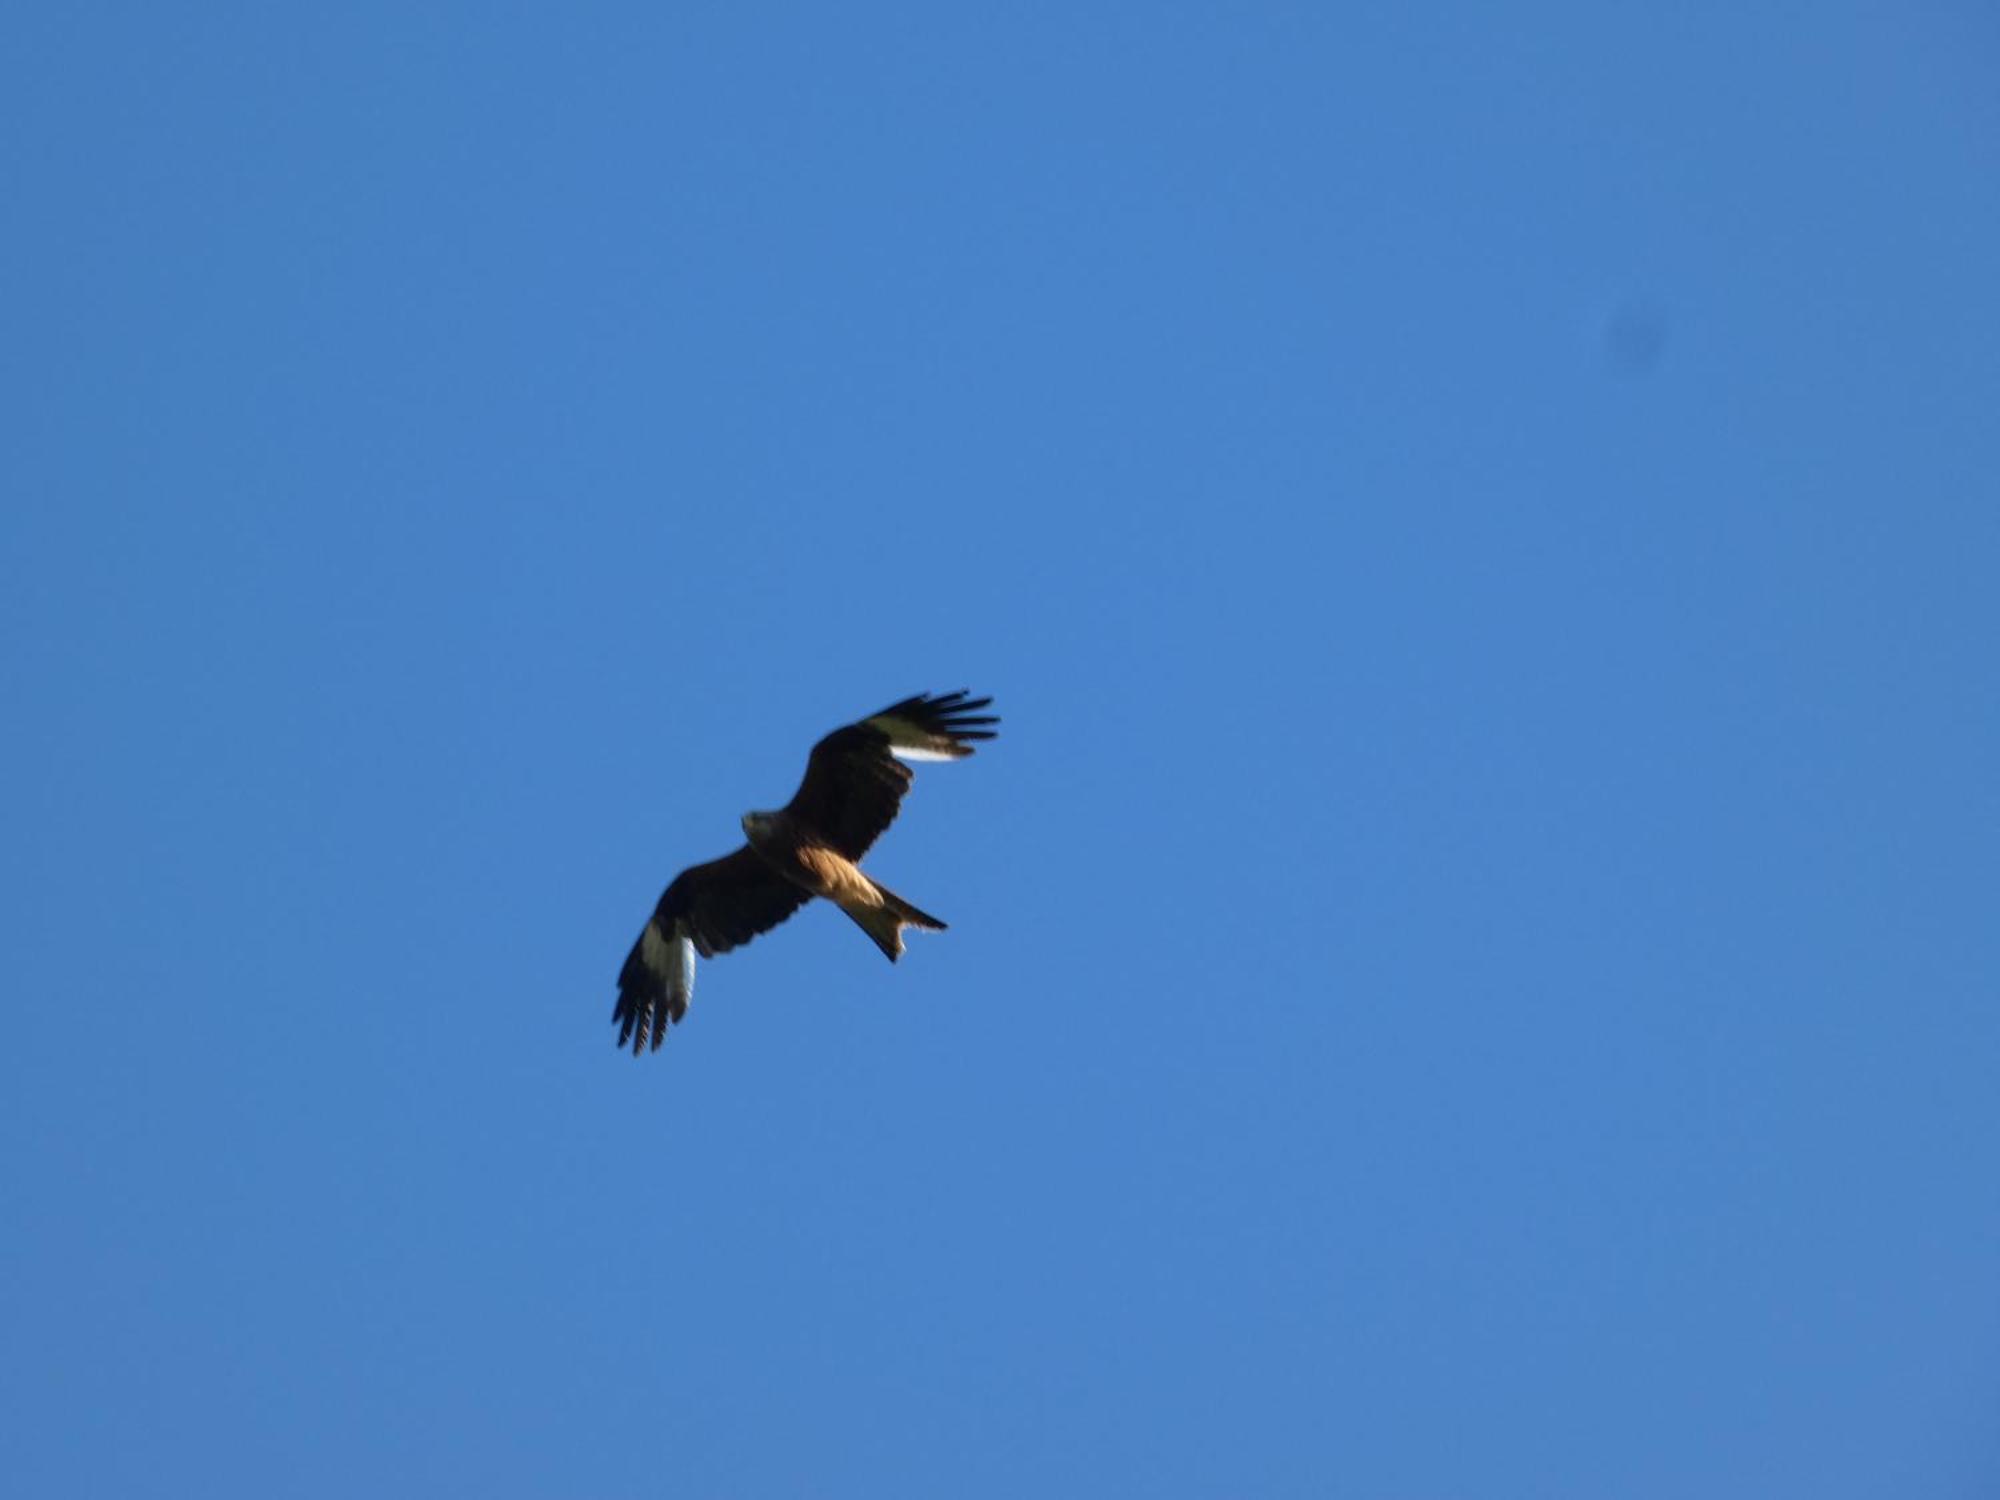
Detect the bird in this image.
<box><xmin>614</xmin><ymin>690</ymin><xmax>999</xmax><ymax>1052</ymax></box>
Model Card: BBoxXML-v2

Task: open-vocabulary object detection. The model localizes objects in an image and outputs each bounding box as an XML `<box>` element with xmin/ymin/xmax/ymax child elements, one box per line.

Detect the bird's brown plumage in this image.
<box><xmin>613</xmin><ymin>690</ymin><xmax>997</xmax><ymax>1053</ymax></box>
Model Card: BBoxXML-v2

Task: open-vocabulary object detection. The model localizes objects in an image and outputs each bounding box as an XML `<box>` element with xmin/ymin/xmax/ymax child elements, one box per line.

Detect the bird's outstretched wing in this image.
<box><xmin>781</xmin><ymin>690</ymin><xmax>999</xmax><ymax>859</ymax></box>
<box><xmin>614</xmin><ymin>847</ymin><xmax>811</xmax><ymax>1052</ymax></box>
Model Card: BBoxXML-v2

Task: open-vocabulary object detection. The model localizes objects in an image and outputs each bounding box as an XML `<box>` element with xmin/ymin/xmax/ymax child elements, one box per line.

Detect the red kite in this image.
<box><xmin>614</xmin><ymin>690</ymin><xmax>999</xmax><ymax>1052</ymax></box>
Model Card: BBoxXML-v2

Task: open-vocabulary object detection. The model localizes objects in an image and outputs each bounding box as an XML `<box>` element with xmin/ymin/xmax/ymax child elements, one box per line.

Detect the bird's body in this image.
<box><xmin>740</xmin><ymin>806</ymin><xmax>947</xmax><ymax>961</ymax></box>
<box><xmin>614</xmin><ymin>690</ymin><xmax>998</xmax><ymax>1052</ymax></box>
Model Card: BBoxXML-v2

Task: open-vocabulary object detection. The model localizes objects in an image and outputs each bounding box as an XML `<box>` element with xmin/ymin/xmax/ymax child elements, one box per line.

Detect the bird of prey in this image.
<box><xmin>614</xmin><ymin>690</ymin><xmax>999</xmax><ymax>1052</ymax></box>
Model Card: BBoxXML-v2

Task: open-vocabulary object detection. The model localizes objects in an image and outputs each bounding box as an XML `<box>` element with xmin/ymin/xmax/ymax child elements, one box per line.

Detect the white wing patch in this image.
<box><xmin>641</xmin><ymin>918</ymin><xmax>697</xmax><ymax>1018</ymax></box>
<box><xmin>870</xmin><ymin>713</ymin><xmax>969</xmax><ymax>761</ymax></box>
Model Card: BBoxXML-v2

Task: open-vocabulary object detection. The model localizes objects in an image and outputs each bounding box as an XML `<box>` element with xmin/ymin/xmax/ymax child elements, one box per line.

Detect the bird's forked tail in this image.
<box><xmin>844</xmin><ymin>878</ymin><xmax>947</xmax><ymax>962</ymax></box>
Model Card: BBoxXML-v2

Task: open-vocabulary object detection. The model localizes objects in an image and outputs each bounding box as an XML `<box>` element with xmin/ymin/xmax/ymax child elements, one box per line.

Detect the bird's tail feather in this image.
<box><xmin>846</xmin><ymin>880</ymin><xmax>947</xmax><ymax>962</ymax></box>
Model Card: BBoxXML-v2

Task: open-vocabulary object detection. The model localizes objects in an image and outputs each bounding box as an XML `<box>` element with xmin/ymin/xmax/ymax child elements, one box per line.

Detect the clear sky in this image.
<box><xmin>5</xmin><ymin>5</ymin><xmax>1998</xmax><ymax>1496</ymax></box>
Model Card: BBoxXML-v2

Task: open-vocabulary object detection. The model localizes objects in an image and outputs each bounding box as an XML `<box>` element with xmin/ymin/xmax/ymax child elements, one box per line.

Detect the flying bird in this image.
<box><xmin>614</xmin><ymin>690</ymin><xmax>999</xmax><ymax>1052</ymax></box>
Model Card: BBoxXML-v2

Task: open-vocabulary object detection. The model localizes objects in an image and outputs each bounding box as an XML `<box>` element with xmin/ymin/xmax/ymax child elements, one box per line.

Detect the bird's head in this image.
<box><xmin>741</xmin><ymin>809</ymin><xmax>775</xmax><ymax>841</ymax></box>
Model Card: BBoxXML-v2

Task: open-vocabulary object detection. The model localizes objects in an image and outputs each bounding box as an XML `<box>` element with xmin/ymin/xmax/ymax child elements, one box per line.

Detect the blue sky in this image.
<box><xmin>5</xmin><ymin>4</ymin><xmax>1998</xmax><ymax>1495</ymax></box>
